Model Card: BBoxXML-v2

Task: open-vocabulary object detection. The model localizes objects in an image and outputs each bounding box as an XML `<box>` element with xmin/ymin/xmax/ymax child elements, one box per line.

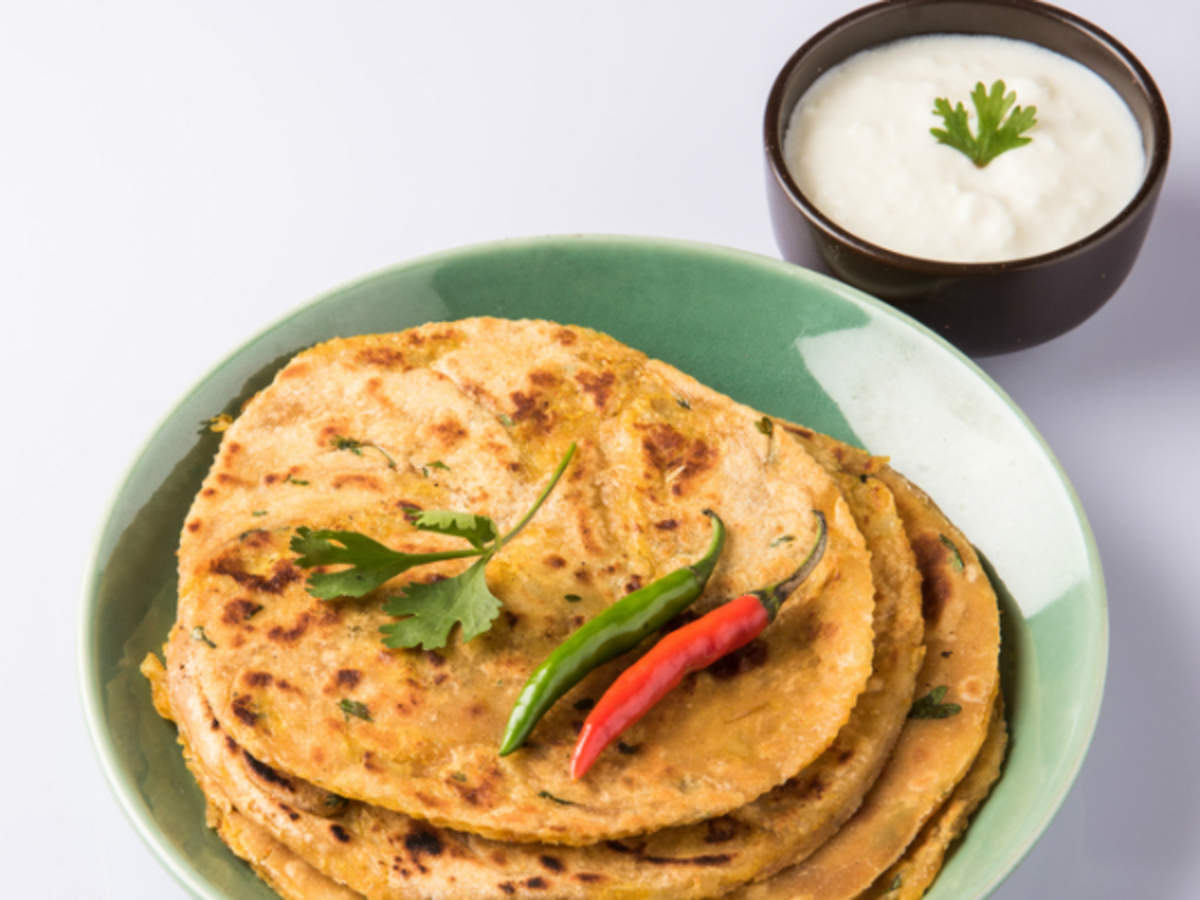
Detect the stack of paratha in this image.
<box><xmin>143</xmin><ymin>318</ymin><xmax>1006</xmax><ymax>899</ymax></box>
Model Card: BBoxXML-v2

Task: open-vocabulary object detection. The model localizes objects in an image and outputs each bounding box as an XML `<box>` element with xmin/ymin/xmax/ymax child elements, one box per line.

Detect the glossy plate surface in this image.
<box><xmin>80</xmin><ymin>235</ymin><xmax>1106</xmax><ymax>899</ymax></box>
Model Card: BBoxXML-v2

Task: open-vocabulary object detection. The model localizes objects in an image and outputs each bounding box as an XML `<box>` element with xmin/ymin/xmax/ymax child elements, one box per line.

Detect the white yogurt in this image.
<box><xmin>783</xmin><ymin>34</ymin><xmax>1145</xmax><ymax>263</ymax></box>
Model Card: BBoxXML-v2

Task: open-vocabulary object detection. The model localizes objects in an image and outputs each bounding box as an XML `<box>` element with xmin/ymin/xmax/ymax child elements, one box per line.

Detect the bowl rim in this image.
<box><xmin>763</xmin><ymin>0</ymin><xmax>1172</xmax><ymax>274</ymax></box>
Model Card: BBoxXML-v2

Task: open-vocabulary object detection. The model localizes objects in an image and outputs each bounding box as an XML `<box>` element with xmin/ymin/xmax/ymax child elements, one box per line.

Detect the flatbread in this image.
<box><xmin>729</xmin><ymin>443</ymin><xmax>1002</xmax><ymax>900</ymax></box>
<box><xmin>212</xmin><ymin>805</ymin><xmax>363</xmax><ymax>900</ymax></box>
<box><xmin>150</xmin><ymin>430</ymin><xmax>922</xmax><ymax>899</ymax></box>
<box><xmin>862</xmin><ymin>698</ymin><xmax>1008</xmax><ymax>900</ymax></box>
<box><xmin>205</xmin><ymin>696</ymin><xmax>1003</xmax><ymax>900</ymax></box>
<box><xmin>171</xmin><ymin>319</ymin><xmax>876</xmax><ymax>843</ymax></box>
<box><xmin>149</xmin><ymin>318</ymin><xmax>1007</xmax><ymax>900</ymax></box>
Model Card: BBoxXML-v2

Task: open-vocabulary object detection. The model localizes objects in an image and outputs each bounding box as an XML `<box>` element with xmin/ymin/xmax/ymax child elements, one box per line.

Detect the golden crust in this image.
<box><xmin>211</xmin><ymin>805</ymin><xmax>363</xmax><ymax>900</ymax></box>
<box><xmin>171</xmin><ymin>319</ymin><xmax>877</xmax><ymax>844</ymax></box>
<box><xmin>153</xmin><ymin>428</ymin><xmax>924</xmax><ymax>899</ymax></box>
<box><xmin>861</xmin><ymin>697</ymin><xmax>1008</xmax><ymax>900</ymax></box>
<box><xmin>147</xmin><ymin>319</ymin><xmax>1008</xmax><ymax>900</ymax></box>
<box><xmin>728</xmin><ymin>456</ymin><xmax>1002</xmax><ymax>900</ymax></box>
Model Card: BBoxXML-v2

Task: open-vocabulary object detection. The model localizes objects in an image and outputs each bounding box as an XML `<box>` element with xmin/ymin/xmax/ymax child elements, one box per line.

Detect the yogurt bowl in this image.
<box><xmin>764</xmin><ymin>0</ymin><xmax>1170</xmax><ymax>356</ymax></box>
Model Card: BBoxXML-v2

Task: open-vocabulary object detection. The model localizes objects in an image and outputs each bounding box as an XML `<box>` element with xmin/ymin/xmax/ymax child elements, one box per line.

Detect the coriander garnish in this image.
<box><xmin>755</xmin><ymin>415</ymin><xmax>774</xmax><ymax>437</ymax></box>
<box><xmin>191</xmin><ymin>625</ymin><xmax>217</xmax><ymax>648</ymax></box>
<box><xmin>324</xmin><ymin>793</ymin><xmax>348</xmax><ymax>812</ymax></box>
<box><xmin>338</xmin><ymin>699</ymin><xmax>372</xmax><ymax>721</ymax></box>
<box><xmin>330</xmin><ymin>434</ymin><xmax>398</xmax><ymax>469</ymax></box>
<box><xmin>286</xmin><ymin>475</ymin><xmax>310</xmax><ymax>486</ymax></box>
<box><xmin>939</xmin><ymin>534</ymin><xmax>965</xmax><ymax>572</ymax></box>
<box><xmin>421</xmin><ymin>460</ymin><xmax>450</xmax><ymax>477</ymax></box>
<box><xmin>931</xmin><ymin>80</ymin><xmax>1037</xmax><ymax>168</ymax></box>
<box><xmin>537</xmin><ymin>789</ymin><xmax>576</xmax><ymax>806</ymax></box>
<box><xmin>909</xmin><ymin>685</ymin><xmax>962</xmax><ymax>719</ymax></box>
<box><xmin>770</xmin><ymin>534</ymin><xmax>795</xmax><ymax>548</ymax></box>
<box><xmin>291</xmin><ymin>443</ymin><xmax>576</xmax><ymax>650</ymax></box>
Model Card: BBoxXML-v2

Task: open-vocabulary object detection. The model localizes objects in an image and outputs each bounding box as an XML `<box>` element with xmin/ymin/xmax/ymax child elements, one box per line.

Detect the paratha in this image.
<box><xmin>147</xmin><ymin>318</ymin><xmax>1010</xmax><ymax>900</ymax></box>
<box><xmin>729</xmin><ymin>444</ymin><xmax>1002</xmax><ymax>900</ymax></box>
<box><xmin>175</xmin><ymin>698</ymin><xmax>1005</xmax><ymax>900</ymax></box>
<box><xmin>862</xmin><ymin>698</ymin><xmax>1008</xmax><ymax>900</ymax></box>
<box><xmin>141</xmin><ymin>653</ymin><xmax>360</xmax><ymax>900</ymax></box>
<box><xmin>149</xmin><ymin>426</ymin><xmax>922</xmax><ymax>899</ymax></box>
<box><xmin>213</xmin><ymin>806</ymin><xmax>363</xmax><ymax>900</ymax></box>
<box><xmin>171</xmin><ymin>318</ymin><xmax>877</xmax><ymax>844</ymax></box>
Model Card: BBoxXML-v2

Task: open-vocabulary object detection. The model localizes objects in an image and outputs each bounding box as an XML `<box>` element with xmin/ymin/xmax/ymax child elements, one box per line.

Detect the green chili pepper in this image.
<box><xmin>498</xmin><ymin>510</ymin><xmax>726</xmax><ymax>756</ymax></box>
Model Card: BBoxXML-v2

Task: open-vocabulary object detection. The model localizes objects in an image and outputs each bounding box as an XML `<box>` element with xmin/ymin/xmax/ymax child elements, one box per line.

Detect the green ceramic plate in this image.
<box><xmin>80</xmin><ymin>235</ymin><xmax>1106</xmax><ymax>899</ymax></box>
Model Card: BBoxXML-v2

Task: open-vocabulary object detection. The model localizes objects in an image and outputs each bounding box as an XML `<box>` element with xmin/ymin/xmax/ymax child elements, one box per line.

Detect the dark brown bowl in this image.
<box><xmin>764</xmin><ymin>0</ymin><xmax>1170</xmax><ymax>356</ymax></box>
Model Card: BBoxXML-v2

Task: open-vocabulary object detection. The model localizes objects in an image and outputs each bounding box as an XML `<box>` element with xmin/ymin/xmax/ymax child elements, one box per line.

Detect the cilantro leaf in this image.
<box><xmin>331</xmin><ymin>435</ymin><xmax>364</xmax><ymax>455</ymax></box>
<box><xmin>537</xmin><ymin>789</ymin><xmax>577</xmax><ymax>806</ymax></box>
<box><xmin>412</xmin><ymin>510</ymin><xmax>498</xmax><ymax>549</ymax></box>
<box><xmin>330</xmin><ymin>434</ymin><xmax>398</xmax><ymax>469</ymax></box>
<box><xmin>290</xmin><ymin>527</ymin><xmax>478</xmax><ymax>600</ymax></box>
<box><xmin>338</xmin><ymin>699</ymin><xmax>372</xmax><ymax>721</ymax></box>
<box><xmin>939</xmin><ymin>534</ymin><xmax>965</xmax><ymax>572</ymax></box>
<box><xmin>931</xmin><ymin>80</ymin><xmax>1037</xmax><ymax>167</ymax></box>
<box><xmin>379</xmin><ymin>559</ymin><xmax>501</xmax><ymax>650</ymax></box>
<box><xmin>909</xmin><ymin>685</ymin><xmax>963</xmax><ymax>719</ymax></box>
<box><xmin>292</xmin><ymin>442</ymin><xmax>576</xmax><ymax>648</ymax></box>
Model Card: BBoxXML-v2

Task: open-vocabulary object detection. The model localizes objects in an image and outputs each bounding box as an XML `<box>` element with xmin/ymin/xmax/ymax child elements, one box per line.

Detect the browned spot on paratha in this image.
<box><xmin>267</xmin><ymin>612</ymin><xmax>312</xmax><ymax>644</ymax></box>
<box><xmin>231</xmin><ymin>695</ymin><xmax>258</xmax><ymax>727</ymax></box>
<box><xmin>357</xmin><ymin>346</ymin><xmax>406</xmax><ymax>368</ymax></box>
<box><xmin>575</xmin><ymin>370</ymin><xmax>616</xmax><ymax>408</ymax></box>
<box><xmin>510</xmin><ymin>390</ymin><xmax>555</xmax><ymax>431</ymax></box>
<box><xmin>210</xmin><ymin>556</ymin><xmax>299</xmax><ymax>595</ymax></box>
<box><xmin>332</xmin><ymin>474</ymin><xmax>383</xmax><ymax>491</ymax></box>
<box><xmin>222</xmin><ymin>598</ymin><xmax>263</xmax><ymax>624</ymax></box>
<box><xmin>910</xmin><ymin>533</ymin><xmax>954</xmax><ymax>625</ymax></box>
<box><xmin>242</xmin><ymin>751</ymin><xmax>294</xmax><ymax>790</ymax></box>
<box><xmin>431</xmin><ymin>417</ymin><xmax>468</xmax><ymax>445</ymax></box>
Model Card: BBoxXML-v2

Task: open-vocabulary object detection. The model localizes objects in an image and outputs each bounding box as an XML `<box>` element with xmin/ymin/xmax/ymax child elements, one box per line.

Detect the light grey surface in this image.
<box><xmin>2</xmin><ymin>0</ymin><xmax>1196</xmax><ymax>896</ymax></box>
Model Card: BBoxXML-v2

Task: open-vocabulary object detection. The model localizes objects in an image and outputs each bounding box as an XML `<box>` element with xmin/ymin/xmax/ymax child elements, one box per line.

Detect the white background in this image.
<box><xmin>2</xmin><ymin>0</ymin><xmax>1197</xmax><ymax>896</ymax></box>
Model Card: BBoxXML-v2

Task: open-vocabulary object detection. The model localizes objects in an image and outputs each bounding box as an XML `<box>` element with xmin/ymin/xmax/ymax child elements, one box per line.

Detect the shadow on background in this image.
<box><xmin>991</xmin><ymin>478</ymin><xmax>1200</xmax><ymax>897</ymax></box>
<box><xmin>984</xmin><ymin>183</ymin><xmax>1200</xmax><ymax>386</ymax></box>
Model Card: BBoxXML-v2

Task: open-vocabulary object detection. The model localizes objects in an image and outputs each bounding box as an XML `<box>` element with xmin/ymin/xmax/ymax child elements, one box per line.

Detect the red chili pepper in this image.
<box><xmin>570</xmin><ymin>511</ymin><xmax>827</xmax><ymax>779</ymax></box>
